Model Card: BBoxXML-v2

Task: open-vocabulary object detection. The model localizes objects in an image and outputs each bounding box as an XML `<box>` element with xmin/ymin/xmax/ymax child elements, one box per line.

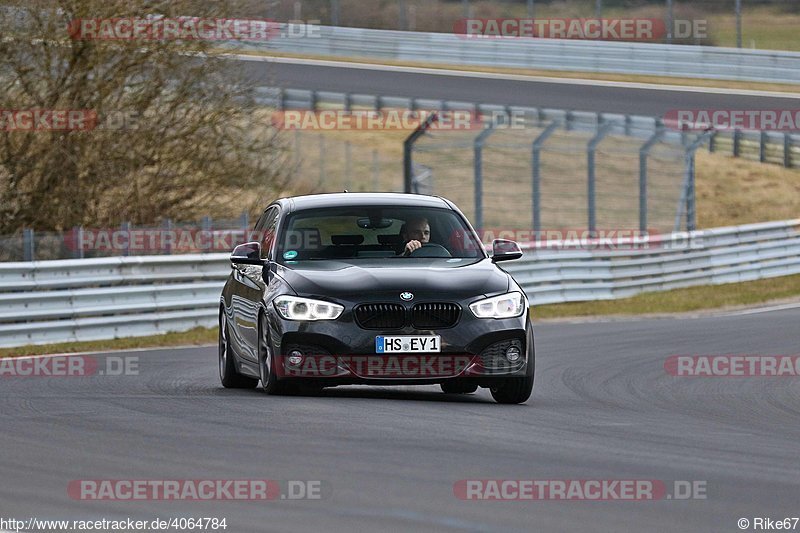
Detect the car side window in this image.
<box><xmin>258</xmin><ymin>207</ymin><xmax>280</xmax><ymax>260</ymax></box>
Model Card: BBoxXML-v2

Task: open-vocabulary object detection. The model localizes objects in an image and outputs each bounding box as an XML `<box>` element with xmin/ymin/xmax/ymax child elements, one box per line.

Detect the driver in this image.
<box><xmin>400</xmin><ymin>216</ymin><xmax>430</xmax><ymax>256</ymax></box>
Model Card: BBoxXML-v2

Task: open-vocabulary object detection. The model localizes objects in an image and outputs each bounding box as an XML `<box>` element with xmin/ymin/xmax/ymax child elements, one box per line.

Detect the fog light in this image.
<box><xmin>505</xmin><ymin>346</ymin><xmax>521</xmax><ymax>363</ymax></box>
<box><xmin>288</xmin><ymin>350</ymin><xmax>304</xmax><ymax>366</ymax></box>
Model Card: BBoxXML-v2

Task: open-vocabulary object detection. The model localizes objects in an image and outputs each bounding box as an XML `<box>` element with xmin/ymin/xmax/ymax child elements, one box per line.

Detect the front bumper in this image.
<box><xmin>266</xmin><ymin>309</ymin><xmax>532</xmax><ymax>385</ymax></box>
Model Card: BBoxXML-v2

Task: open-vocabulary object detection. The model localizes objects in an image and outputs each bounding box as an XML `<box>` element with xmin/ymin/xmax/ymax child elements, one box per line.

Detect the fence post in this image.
<box><xmin>403</xmin><ymin>112</ymin><xmax>438</xmax><ymax>193</ymax></box>
<box><xmin>372</xmin><ymin>149</ymin><xmax>380</xmax><ymax>191</ymax></box>
<box><xmin>708</xmin><ymin>130</ymin><xmax>717</xmax><ymax>153</ymax></box>
<box><xmin>344</xmin><ymin>141</ymin><xmax>352</xmax><ymax>190</ymax></box>
<box><xmin>639</xmin><ymin>127</ymin><xmax>664</xmax><ymax>233</ymax></box>
<box><xmin>733</xmin><ymin>129</ymin><xmax>741</xmax><ymax>157</ymax></box>
<box><xmin>674</xmin><ymin>130</ymin><xmax>713</xmax><ymax>232</ymax></box>
<box><xmin>240</xmin><ymin>212</ymin><xmax>249</xmax><ymax>244</ymax></box>
<box><xmin>121</xmin><ymin>221</ymin><xmax>131</xmax><ymax>256</ymax></box>
<box><xmin>473</xmin><ymin>122</ymin><xmax>498</xmax><ymax>231</ymax></box>
<box><xmin>319</xmin><ymin>134</ymin><xmax>327</xmax><ymax>187</ymax></box>
<box><xmin>310</xmin><ymin>90</ymin><xmax>318</xmax><ymax>111</ymax></box>
<box><xmin>531</xmin><ymin>120</ymin><xmax>561</xmax><ymax>236</ymax></box>
<box><xmin>23</xmin><ymin>228</ymin><xmax>34</xmax><ymax>262</ymax></box>
<box><xmin>72</xmin><ymin>226</ymin><xmax>85</xmax><ymax>259</ymax></box>
<box><xmin>343</xmin><ymin>92</ymin><xmax>352</xmax><ymax>112</ymax></box>
<box><xmin>163</xmin><ymin>219</ymin><xmax>173</xmax><ymax>255</ymax></box>
<box><xmin>666</xmin><ymin>0</ymin><xmax>674</xmax><ymax>43</ymax></box>
<box><xmin>293</xmin><ymin>129</ymin><xmax>301</xmax><ymax>171</ymax></box>
<box><xmin>398</xmin><ymin>0</ymin><xmax>407</xmax><ymax>30</ymax></box>
<box><xmin>201</xmin><ymin>216</ymin><xmax>212</xmax><ymax>254</ymax></box>
<box><xmin>760</xmin><ymin>131</ymin><xmax>767</xmax><ymax>162</ymax></box>
<box><xmin>330</xmin><ymin>0</ymin><xmax>340</xmax><ymax>25</ymax></box>
<box><xmin>587</xmin><ymin>122</ymin><xmax>614</xmax><ymax>235</ymax></box>
<box><xmin>785</xmin><ymin>133</ymin><xmax>792</xmax><ymax>168</ymax></box>
<box><xmin>240</xmin><ymin>212</ymin><xmax>250</xmax><ymax>245</ymax></box>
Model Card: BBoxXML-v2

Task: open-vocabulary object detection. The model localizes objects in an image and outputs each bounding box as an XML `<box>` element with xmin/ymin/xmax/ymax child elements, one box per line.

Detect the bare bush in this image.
<box><xmin>0</xmin><ymin>0</ymin><xmax>292</xmax><ymax>233</ymax></box>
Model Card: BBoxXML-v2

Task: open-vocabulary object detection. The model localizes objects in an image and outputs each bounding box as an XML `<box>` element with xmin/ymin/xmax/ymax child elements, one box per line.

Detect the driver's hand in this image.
<box><xmin>404</xmin><ymin>240</ymin><xmax>422</xmax><ymax>255</ymax></box>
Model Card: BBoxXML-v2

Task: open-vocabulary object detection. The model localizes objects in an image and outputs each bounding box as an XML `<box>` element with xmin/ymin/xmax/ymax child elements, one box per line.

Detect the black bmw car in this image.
<box><xmin>218</xmin><ymin>193</ymin><xmax>534</xmax><ymax>404</ymax></box>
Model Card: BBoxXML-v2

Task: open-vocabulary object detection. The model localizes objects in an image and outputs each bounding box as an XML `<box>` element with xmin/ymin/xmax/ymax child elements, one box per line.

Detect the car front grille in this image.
<box><xmin>411</xmin><ymin>303</ymin><xmax>461</xmax><ymax>329</ymax></box>
<box><xmin>354</xmin><ymin>304</ymin><xmax>406</xmax><ymax>330</ymax></box>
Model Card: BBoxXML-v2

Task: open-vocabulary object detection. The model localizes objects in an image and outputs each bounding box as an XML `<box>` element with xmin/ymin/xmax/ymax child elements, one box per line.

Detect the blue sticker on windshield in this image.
<box><xmin>283</xmin><ymin>250</ymin><xmax>298</xmax><ymax>260</ymax></box>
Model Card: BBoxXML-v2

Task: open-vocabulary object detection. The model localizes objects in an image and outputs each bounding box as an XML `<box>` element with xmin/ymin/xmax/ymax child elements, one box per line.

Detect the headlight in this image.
<box><xmin>469</xmin><ymin>292</ymin><xmax>525</xmax><ymax>319</ymax></box>
<box><xmin>273</xmin><ymin>295</ymin><xmax>344</xmax><ymax>321</ymax></box>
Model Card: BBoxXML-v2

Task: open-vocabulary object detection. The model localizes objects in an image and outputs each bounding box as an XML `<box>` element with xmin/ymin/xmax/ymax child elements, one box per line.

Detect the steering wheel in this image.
<box><xmin>408</xmin><ymin>243</ymin><xmax>452</xmax><ymax>258</ymax></box>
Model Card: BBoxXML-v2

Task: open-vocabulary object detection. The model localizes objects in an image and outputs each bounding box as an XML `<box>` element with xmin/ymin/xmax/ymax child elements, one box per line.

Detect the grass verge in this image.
<box><xmin>533</xmin><ymin>274</ymin><xmax>800</xmax><ymax>319</ymax></box>
<box><xmin>0</xmin><ymin>327</ymin><xmax>216</xmax><ymax>359</ymax></box>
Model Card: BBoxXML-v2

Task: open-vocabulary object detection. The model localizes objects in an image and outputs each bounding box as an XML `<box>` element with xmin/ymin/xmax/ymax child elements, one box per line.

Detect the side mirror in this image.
<box><xmin>491</xmin><ymin>239</ymin><xmax>523</xmax><ymax>263</ymax></box>
<box><xmin>230</xmin><ymin>241</ymin><xmax>267</xmax><ymax>266</ymax></box>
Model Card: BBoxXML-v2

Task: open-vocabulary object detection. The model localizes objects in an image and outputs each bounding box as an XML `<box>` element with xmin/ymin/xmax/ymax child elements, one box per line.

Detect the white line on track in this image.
<box><xmin>227</xmin><ymin>54</ymin><xmax>800</xmax><ymax>99</ymax></box>
<box><xmin>719</xmin><ymin>301</ymin><xmax>800</xmax><ymax>317</ymax></box>
<box><xmin>1</xmin><ymin>344</ymin><xmax>215</xmax><ymax>360</ymax></box>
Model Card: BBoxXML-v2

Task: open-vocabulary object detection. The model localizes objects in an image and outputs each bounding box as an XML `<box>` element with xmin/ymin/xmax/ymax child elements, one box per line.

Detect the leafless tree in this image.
<box><xmin>0</xmin><ymin>0</ymin><xmax>293</xmax><ymax>232</ymax></box>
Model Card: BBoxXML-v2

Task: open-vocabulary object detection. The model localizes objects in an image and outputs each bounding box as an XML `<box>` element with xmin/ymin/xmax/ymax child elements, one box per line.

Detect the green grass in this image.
<box><xmin>533</xmin><ymin>273</ymin><xmax>800</xmax><ymax>319</ymax></box>
<box><xmin>0</xmin><ymin>327</ymin><xmax>216</xmax><ymax>358</ymax></box>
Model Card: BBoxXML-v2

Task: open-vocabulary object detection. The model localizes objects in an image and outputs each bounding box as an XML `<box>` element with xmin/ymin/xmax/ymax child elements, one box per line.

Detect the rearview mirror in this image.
<box><xmin>491</xmin><ymin>239</ymin><xmax>523</xmax><ymax>263</ymax></box>
<box><xmin>230</xmin><ymin>241</ymin><xmax>266</xmax><ymax>266</ymax></box>
<box><xmin>357</xmin><ymin>217</ymin><xmax>394</xmax><ymax>229</ymax></box>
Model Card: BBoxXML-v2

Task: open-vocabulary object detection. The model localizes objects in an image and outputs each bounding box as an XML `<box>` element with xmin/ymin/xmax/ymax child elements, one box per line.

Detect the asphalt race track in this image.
<box><xmin>240</xmin><ymin>57</ymin><xmax>800</xmax><ymax>116</ymax></box>
<box><xmin>2</xmin><ymin>307</ymin><xmax>799</xmax><ymax>532</ymax></box>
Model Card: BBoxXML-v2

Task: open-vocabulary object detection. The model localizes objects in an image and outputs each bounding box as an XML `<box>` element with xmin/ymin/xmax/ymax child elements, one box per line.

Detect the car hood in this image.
<box><xmin>277</xmin><ymin>258</ymin><xmax>510</xmax><ymax>302</ymax></box>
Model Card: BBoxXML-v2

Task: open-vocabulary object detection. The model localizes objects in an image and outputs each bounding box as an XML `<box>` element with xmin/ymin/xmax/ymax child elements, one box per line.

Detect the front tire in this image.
<box><xmin>490</xmin><ymin>375</ymin><xmax>533</xmax><ymax>404</ymax></box>
<box><xmin>219</xmin><ymin>309</ymin><xmax>259</xmax><ymax>389</ymax></box>
<box><xmin>490</xmin><ymin>323</ymin><xmax>535</xmax><ymax>404</ymax></box>
<box><xmin>258</xmin><ymin>314</ymin><xmax>296</xmax><ymax>395</ymax></box>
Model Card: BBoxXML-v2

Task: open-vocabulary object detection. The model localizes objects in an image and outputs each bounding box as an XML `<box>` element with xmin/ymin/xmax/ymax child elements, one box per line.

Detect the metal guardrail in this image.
<box><xmin>250</xmin><ymin>25</ymin><xmax>800</xmax><ymax>84</ymax></box>
<box><xmin>0</xmin><ymin>256</ymin><xmax>226</xmax><ymax>347</ymax></box>
<box><xmin>1</xmin><ymin>219</ymin><xmax>798</xmax><ymax>348</ymax></box>
<box><xmin>505</xmin><ymin>219</ymin><xmax>800</xmax><ymax>304</ymax></box>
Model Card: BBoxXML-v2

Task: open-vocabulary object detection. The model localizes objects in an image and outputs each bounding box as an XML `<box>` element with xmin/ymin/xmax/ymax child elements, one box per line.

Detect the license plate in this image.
<box><xmin>375</xmin><ymin>335</ymin><xmax>441</xmax><ymax>354</ymax></box>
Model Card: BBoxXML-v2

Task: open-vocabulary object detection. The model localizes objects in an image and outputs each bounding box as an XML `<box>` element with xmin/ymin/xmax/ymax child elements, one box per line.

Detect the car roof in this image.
<box><xmin>275</xmin><ymin>193</ymin><xmax>452</xmax><ymax>213</ymax></box>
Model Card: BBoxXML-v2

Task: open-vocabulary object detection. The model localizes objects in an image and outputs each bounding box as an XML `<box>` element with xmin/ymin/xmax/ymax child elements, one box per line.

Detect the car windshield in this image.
<box><xmin>276</xmin><ymin>206</ymin><xmax>485</xmax><ymax>262</ymax></box>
